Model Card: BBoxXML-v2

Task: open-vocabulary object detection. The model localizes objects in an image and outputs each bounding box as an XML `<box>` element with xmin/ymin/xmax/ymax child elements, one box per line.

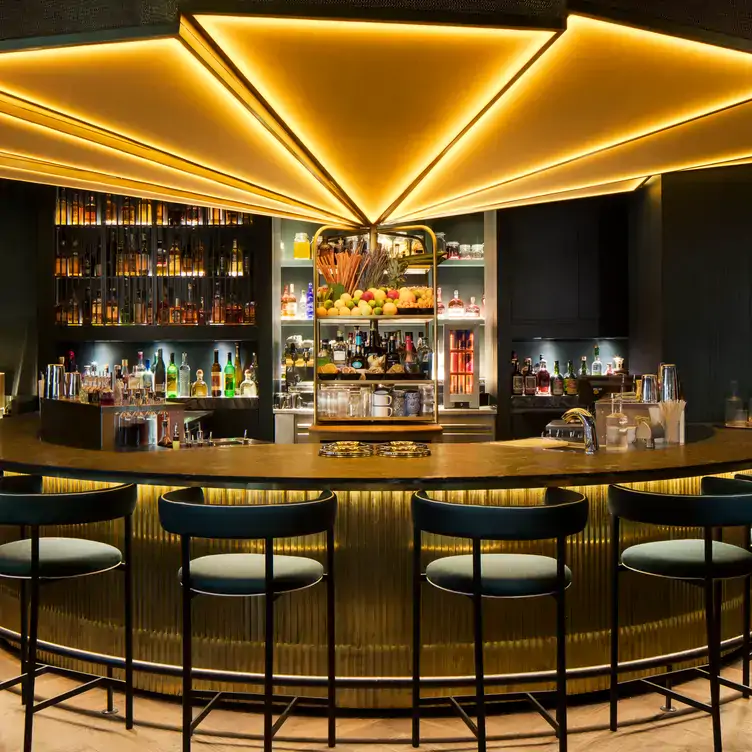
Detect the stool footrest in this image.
<box><xmin>271</xmin><ymin>696</ymin><xmax>299</xmax><ymax>737</ymax></box>
<box><xmin>694</xmin><ymin>668</ymin><xmax>752</xmax><ymax>695</ymax></box>
<box><xmin>524</xmin><ymin>691</ymin><xmax>559</xmax><ymax>733</ymax></box>
<box><xmin>190</xmin><ymin>691</ymin><xmax>224</xmax><ymax>734</ymax></box>
<box><xmin>449</xmin><ymin>696</ymin><xmax>479</xmax><ymax>739</ymax></box>
<box><xmin>640</xmin><ymin>679</ymin><xmax>712</xmax><ymax>714</ymax></box>
<box><xmin>0</xmin><ymin>665</ymin><xmax>48</xmax><ymax>692</ymax></box>
<box><xmin>33</xmin><ymin>676</ymin><xmax>107</xmax><ymax>714</ymax></box>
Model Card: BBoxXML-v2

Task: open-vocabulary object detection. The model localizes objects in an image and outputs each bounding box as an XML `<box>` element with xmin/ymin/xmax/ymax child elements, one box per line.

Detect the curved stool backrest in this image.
<box><xmin>159</xmin><ymin>487</ymin><xmax>337</xmax><ymax>540</ymax></box>
<box><xmin>411</xmin><ymin>487</ymin><xmax>588</xmax><ymax>541</ymax></box>
<box><xmin>0</xmin><ymin>476</ymin><xmax>137</xmax><ymax>526</ymax></box>
<box><xmin>609</xmin><ymin>483</ymin><xmax>752</xmax><ymax>528</ymax></box>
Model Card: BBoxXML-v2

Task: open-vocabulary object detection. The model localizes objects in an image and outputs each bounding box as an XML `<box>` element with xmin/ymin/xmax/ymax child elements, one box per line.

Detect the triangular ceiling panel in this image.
<box><xmin>394</xmin><ymin>14</ymin><xmax>752</xmax><ymax>220</ymax></box>
<box><xmin>0</xmin><ymin>37</ymin><xmax>356</xmax><ymax>223</ymax></box>
<box><xmin>196</xmin><ymin>14</ymin><xmax>555</xmax><ymax>224</ymax></box>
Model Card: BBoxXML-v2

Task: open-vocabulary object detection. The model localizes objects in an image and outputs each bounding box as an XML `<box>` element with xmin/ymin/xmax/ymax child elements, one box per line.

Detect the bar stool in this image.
<box><xmin>609</xmin><ymin>479</ymin><xmax>752</xmax><ymax>752</ymax></box>
<box><xmin>411</xmin><ymin>487</ymin><xmax>589</xmax><ymax>752</ymax></box>
<box><xmin>158</xmin><ymin>487</ymin><xmax>337</xmax><ymax>752</ymax></box>
<box><xmin>0</xmin><ymin>475</ymin><xmax>137</xmax><ymax>752</ymax></box>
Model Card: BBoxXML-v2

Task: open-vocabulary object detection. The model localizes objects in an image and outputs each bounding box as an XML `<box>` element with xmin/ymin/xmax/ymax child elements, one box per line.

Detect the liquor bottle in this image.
<box><xmin>154</xmin><ymin>349</ymin><xmax>166</xmax><ymax>397</ymax></box>
<box><xmin>244</xmin><ymin>300</ymin><xmax>256</xmax><ymax>324</ymax></box>
<box><xmin>122</xmin><ymin>196</ymin><xmax>136</xmax><ymax>225</ymax></box>
<box><xmin>417</xmin><ymin>332</ymin><xmax>432</xmax><ymax>378</ymax></box>
<box><xmin>55</xmin><ymin>243</ymin><xmax>64</xmax><ymax>276</ymax></box>
<box><xmin>537</xmin><ymin>356</ymin><xmax>551</xmax><ymax>395</ymax></box>
<box><xmin>166</xmin><ymin>353</ymin><xmax>178</xmax><ymax>398</ymax></box>
<box><xmin>181</xmin><ymin>238</ymin><xmax>193</xmax><ymax>277</ymax></box>
<box><xmin>70</xmin><ymin>239</ymin><xmax>81</xmax><ymax>276</ymax></box>
<box><xmin>84</xmin><ymin>194</ymin><xmax>97</xmax><ymax>225</ymax></box>
<box><xmin>386</xmin><ymin>335</ymin><xmax>401</xmax><ymax>371</ymax></box>
<box><xmin>447</xmin><ymin>289</ymin><xmax>465</xmax><ymax>317</ymax></box>
<box><xmin>70</xmin><ymin>193</ymin><xmax>81</xmax><ymax>225</ymax></box>
<box><xmin>155</xmin><ymin>202</ymin><xmax>165</xmax><ymax>226</ymax></box>
<box><xmin>564</xmin><ymin>361</ymin><xmax>578</xmax><ymax>396</ymax></box>
<box><xmin>551</xmin><ymin>361</ymin><xmax>565</xmax><ymax>396</ymax></box>
<box><xmin>138</xmin><ymin>199</ymin><xmax>152</xmax><ymax>226</ymax></box>
<box><xmin>116</xmin><ymin>234</ymin><xmax>125</xmax><ymax>276</ymax></box>
<box><xmin>140</xmin><ymin>234</ymin><xmax>150</xmax><ymax>276</ymax></box>
<box><xmin>184</xmin><ymin>284</ymin><xmax>196</xmax><ymax>325</ymax></box>
<box><xmin>591</xmin><ymin>345</ymin><xmax>603</xmax><ymax>376</ymax></box>
<box><xmin>580</xmin><ymin>355</ymin><xmax>589</xmax><ymax>377</ymax></box>
<box><xmin>350</xmin><ymin>338</ymin><xmax>366</xmax><ymax>370</ymax></box>
<box><xmin>156</xmin><ymin>240</ymin><xmax>166</xmax><ymax>276</ymax></box>
<box><xmin>178</xmin><ymin>353</ymin><xmax>191</xmax><ymax>397</ymax></box>
<box><xmin>106</xmin><ymin>288</ymin><xmax>118</xmax><ymax>324</ymax></box>
<box><xmin>230</xmin><ymin>239</ymin><xmax>240</xmax><ymax>276</ymax></box>
<box><xmin>134</xmin><ymin>289</ymin><xmax>144</xmax><ymax>324</ymax></box>
<box><xmin>332</xmin><ymin>331</ymin><xmax>348</xmax><ymax>367</ymax></box>
<box><xmin>437</xmin><ymin>287</ymin><xmax>445</xmax><ymax>316</ymax></box>
<box><xmin>211</xmin><ymin>284</ymin><xmax>224</xmax><ymax>324</ymax></box>
<box><xmin>511</xmin><ymin>354</ymin><xmax>524</xmax><ymax>395</ymax></box>
<box><xmin>281</xmin><ymin>284</ymin><xmax>291</xmax><ymax>319</ymax></box>
<box><xmin>234</xmin><ymin>343</ymin><xmax>242</xmax><ymax>378</ymax></box>
<box><xmin>523</xmin><ymin>358</ymin><xmax>537</xmax><ymax>396</ymax></box>
<box><xmin>243</xmin><ymin>251</ymin><xmax>250</xmax><ymax>278</ymax></box>
<box><xmin>298</xmin><ymin>286</ymin><xmax>308</xmax><ymax>319</ymax></box>
<box><xmin>146</xmin><ymin>292</ymin><xmax>154</xmax><ymax>325</ymax></box>
<box><xmin>127</xmin><ymin>233</ymin><xmax>138</xmax><ymax>277</ymax></box>
<box><xmin>287</xmin><ymin>283</ymin><xmax>297</xmax><ymax>319</ymax></box>
<box><xmin>120</xmin><ymin>290</ymin><xmax>131</xmax><ymax>325</ymax></box>
<box><xmin>306</xmin><ymin>282</ymin><xmax>314</xmax><ymax>320</ymax></box>
<box><xmin>191</xmin><ymin>369</ymin><xmax>208</xmax><ymax>397</ymax></box>
<box><xmin>170</xmin><ymin>297</ymin><xmax>183</xmax><ymax>325</ymax></box>
<box><xmin>92</xmin><ymin>290</ymin><xmax>103</xmax><ymax>325</ymax></box>
<box><xmin>55</xmin><ymin>189</ymin><xmax>67</xmax><ymax>225</ymax></box>
<box><xmin>130</xmin><ymin>352</ymin><xmax>145</xmax><ymax>392</ymax></box>
<box><xmin>195</xmin><ymin>240</ymin><xmax>205</xmax><ymax>277</ymax></box>
<box><xmin>105</xmin><ymin>194</ymin><xmax>115</xmax><ymax>225</ymax></box>
<box><xmin>158</xmin><ymin>287</ymin><xmax>170</xmax><ymax>325</ymax></box>
<box><xmin>211</xmin><ymin>349</ymin><xmax>222</xmax><ymax>397</ymax></box>
<box><xmin>141</xmin><ymin>358</ymin><xmax>153</xmax><ymax>394</ymax></box>
<box><xmin>168</xmin><ymin>239</ymin><xmax>181</xmax><ymax>276</ymax></box>
<box><xmin>224</xmin><ymin>352</ymin><xmax>235</xmax><ymax>397</ymax></box>
<box><xmin>198</xmin><ymin>296</ymin><xmax>206</xmax><ymax>325</ymax></box>
<box><xmin>238</xmin><ymin>369</ymin><xmax>257</xmax><ymax>397</ymax></box>
<box><xmin>464</xmin><ymin>297</ymin><xmax>479</xmax><ymax>317</ymax></box>
<box><xmin>83</xmin><ymin>245</ymin><xmax>92</xmax><ymax>277</ymax></box>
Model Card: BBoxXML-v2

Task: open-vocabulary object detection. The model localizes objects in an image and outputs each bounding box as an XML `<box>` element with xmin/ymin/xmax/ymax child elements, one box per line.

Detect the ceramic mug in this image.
<box><xmin>372</xmin><ymin>393</ymin><xmax>393</xmax><ymax>407</ymax></box>
<box><xmin>373</xmin><ymin>405</ymin><xmax>393</xmax><ymax>417</ymax></box>
<box><xmin>405</xmin><ymin>390</ymin><xmax>421</xmax><ymax>416</ymax></box>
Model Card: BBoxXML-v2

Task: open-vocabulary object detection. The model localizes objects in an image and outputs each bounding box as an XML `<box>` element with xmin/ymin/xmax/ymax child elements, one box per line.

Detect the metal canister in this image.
<box><xmin>660</xmin><ymin>364</ymin><xmax>679</xmax><ymax>402</ymax></box>
<box><xmin>641</xmin><ymin>374</ymin><xmax>659</xmax><ymax>403</ymax></box>
<box><xmin>44</xmin><ymin>364</ymin><xmax>65</xmax><ymax>399</ymax></box>
<box><xmin>64</xmin><ymin>371</ymin><xmax>81</xmax><ymax>399</ymax></box>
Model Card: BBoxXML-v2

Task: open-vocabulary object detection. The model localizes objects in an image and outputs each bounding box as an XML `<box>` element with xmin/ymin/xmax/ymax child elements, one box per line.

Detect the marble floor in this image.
<box><xmin>0</xmin><ymin>649</ymin><xmax>751</xmax><ymax>751</ymax></box>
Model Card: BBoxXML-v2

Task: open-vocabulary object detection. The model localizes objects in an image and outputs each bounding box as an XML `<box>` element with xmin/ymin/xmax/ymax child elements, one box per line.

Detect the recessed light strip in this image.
<box><xmin>179</xmin><ymin>14</ymin><xmax>369</xmax><ymax>226</ymax></box>
<box><xmin>0</xmin><ymin>89</ymin><xmax>355</xmax><ymax>225</ymax></box>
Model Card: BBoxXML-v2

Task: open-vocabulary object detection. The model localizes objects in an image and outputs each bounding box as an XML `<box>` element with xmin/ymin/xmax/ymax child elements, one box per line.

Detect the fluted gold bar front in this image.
<box><xmin>0</xmin><ymin>474</ymin><xmax>743</xmax><ymax>709</ymax></box>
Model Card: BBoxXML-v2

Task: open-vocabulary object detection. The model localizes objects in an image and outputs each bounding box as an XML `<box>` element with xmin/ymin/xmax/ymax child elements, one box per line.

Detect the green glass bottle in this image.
<box><xmin>224</xmin><ymin>352</ymin><xmax>235</xmax><ymax>397</ymax></box>
<box><xmin>166</xmin><ymin>352</ymin><xmax>178</xmax><ymax>398</ymax></box>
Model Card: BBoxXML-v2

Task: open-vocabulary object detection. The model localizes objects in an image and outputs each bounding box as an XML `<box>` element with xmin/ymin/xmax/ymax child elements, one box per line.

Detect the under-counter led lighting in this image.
<box><xmin>0</xmin><ymin>13</ymin><xmax>750</xmax><ymax>223</ymax></box>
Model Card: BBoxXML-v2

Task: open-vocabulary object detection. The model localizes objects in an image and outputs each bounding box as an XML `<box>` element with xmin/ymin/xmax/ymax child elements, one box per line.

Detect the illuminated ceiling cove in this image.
<box><xmin>0</xmin><ymin>12</ymin><xmax>752</xmax><ymax>225</ymax></box>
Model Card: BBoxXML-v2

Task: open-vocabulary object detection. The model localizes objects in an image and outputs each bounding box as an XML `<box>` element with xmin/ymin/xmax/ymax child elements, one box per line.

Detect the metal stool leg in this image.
<box><xmin>556</xmin><ymin>538</ymin><xmax>568</xmax><ymax>752</ymax></box>
<box><xmin>412</xmin><ymin>526</ymin><xmax>421</xmax><ymax>748</ymax></box>
<box><xmin>472</xmin><ymin>540</ymin><xmax>486</xmax><ymax>752</ymax></box>
<box><xmin>326</xmin><ymin>528</ymin><xmax>336</xmax><ymax>748</ymax></box>
<box><xmin>264</xmin><ymin>541</ymin><xmax>274</xmax><ymax>752</ymax></box>
<box><xmin>19</xmin><ymin>578</ymin><xmax>27</xmax><ymax>706</ymax></box>
<box><xmin>23</xmin><ymin>531</ymin><xmax>40</xmax><ymax>752</ymax></box>
<box><xmin>744</xmin><ymin>575</ymin><xmax>751</xmax><ymax>698</ymax></box>
<box><xmin>124</xmin><ymin>515</ymin><xmax>134</xmax><ymax>729</ymax></box>
<box><xmin>705</xmin><ymin>571</ymin><xmax>722</xmax><ymax>752</ymax></box>
<box><xmin>181</xmin><ymin>537</ymin><xmax>192</xmax><ymax>752</ymax></box>
<box><xmin>609</xmin><ymin>515</ymin><xmax>620</xmax><ymax>732</ymax></box>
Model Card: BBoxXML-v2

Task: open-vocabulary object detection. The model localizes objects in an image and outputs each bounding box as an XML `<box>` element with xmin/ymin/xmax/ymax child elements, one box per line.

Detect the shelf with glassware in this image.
<box><xmin>53</xmin><ymin>189</ymin><xmax>257</xmax><ymax>332</ymax></box>
<box><xmin>311</xmin><ymin>227</ymin><xmax>439</xmax><ymax>425</ymax></box>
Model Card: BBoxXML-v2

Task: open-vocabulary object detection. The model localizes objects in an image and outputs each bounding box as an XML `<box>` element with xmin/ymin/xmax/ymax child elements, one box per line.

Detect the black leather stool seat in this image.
<box><xmin>180</xmin><ymin>553</ymin><xmax>324</xmax><ymax>596</ymax></box>
<box><xmin>622</xmin><ymin>539</ymin><xmax>752</xmax><ymax>580</ymax></box>
<box><xmin>0</xmin><ymin>537</ymin><xmax>122</xmax><ymax>579</ymax></box>
<box><xmin>426</xmin><ymin>553</ymin><xmax>572</xmax><ymax>598</ymax></box>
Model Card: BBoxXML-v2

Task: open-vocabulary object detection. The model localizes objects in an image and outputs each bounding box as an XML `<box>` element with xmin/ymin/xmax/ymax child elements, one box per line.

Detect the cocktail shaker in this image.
<box><xmin>44</xmin><ymin>364</ymin><xmax>65</xmax><ymax>399</ymax></box>
<box><xmin>660</xmin><ymin>364</ymin><xmax>679</xmax><ymax>402</ymax></box>
<box><xmin>641</xmin><ymin>374</ymin><xmax>659</xmax><ymax>403</ymax></box>
<box><xmin>64</xmin><ymin>371</ymin><xmax>81</xmax><ymax>399</ymax></box>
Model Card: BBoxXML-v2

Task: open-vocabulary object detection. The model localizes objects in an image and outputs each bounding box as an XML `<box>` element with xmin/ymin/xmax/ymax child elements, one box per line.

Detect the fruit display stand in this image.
<box><xmin>309</xmin><ymin>225</ymin><xmax>441</xmax><ymax>441</ymax></box>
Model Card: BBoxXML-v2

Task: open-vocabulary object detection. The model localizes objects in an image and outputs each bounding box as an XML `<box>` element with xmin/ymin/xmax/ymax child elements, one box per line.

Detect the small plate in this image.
<box><xmin>376</xmin><ymin>441</ymin><xmax>431</xmax><ymax>458</ymax></box>
<box><xmin>319</xmin><ymin>441</ymin><xmax>374</xmax><ymax>458</ymax></box>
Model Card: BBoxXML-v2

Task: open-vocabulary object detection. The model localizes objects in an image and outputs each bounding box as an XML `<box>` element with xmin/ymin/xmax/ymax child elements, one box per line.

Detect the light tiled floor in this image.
<box><xmin>1</xmin><ymin>648</ymin><xmax>751</xmax><ymax>751</ymax></box>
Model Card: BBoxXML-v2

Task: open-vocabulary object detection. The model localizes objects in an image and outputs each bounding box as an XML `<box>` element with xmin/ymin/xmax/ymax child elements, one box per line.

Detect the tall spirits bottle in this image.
<box><xmin>211</xmin><ymin>349</ymin><xmax>222</xmax><ymax>397</ymax></box>
<box><xmin>130</xmin><ymin>352</ymin><xmax>145</xmax><ymax>392</ymax></box>
<box><xmin>437</xmin><ymin>287</ymin><xmax>445</xmax><ymax>316</ymax></box>
<box><xmin>116</xmin><ymin>235</ymin><xmax>125</xmax><ymax>276</ymax></box>
<box><xmin>591</xmin><ymin>345</ymin><xmax>603</xmax><ymax>376</ymax></box>
<box><xmin>170</xmin><ymin>298</ymin><xmax>183</xmax><ymax>325</ymax></box>
<box><xmin>181</xmin><ymin>238</ymin><xmax>193</xmax><ymax>277</ymax></box>
<box><xmin>154</xmin><ymin>348</ymin><xmax>166</xmax><ymax>397</ymax></box>
<box><xmin>230</xmin><ymin>239</ymin><xmax>241</xmax><ymax>276</ymax></box>
<box><xmin>191</xmin><ymin>369</ymin><xmax>208</xmax><ymax>397</ymax></box>
<box><xmin>564</xmin><ymin>360</ymin><xmax>578</xmax><ymax>395</ymax></box>
<box><xmin>92</xmin><ymin>290</ymin><xmax>103</xmax><ymax>325</ymax></box>
<box><xmin>141</xmin><ymin>359</ymin><xmax>153</xmax><ymax>394</ymax></box>
<box><xmin>82</xmin><ymin>287</ymin><xmax>92</xmax><ymax>325</ymax></box>
<box><xmin>56</xmin><ymin>189</ymin><xmax>67</xmax><ymax>225</ymax></box>
<box><xmin>105</xmin><ymin>194</ymin><xmax>115</xmax><ymax>225</ymax></box>
<box><xmin>122</xmin><ymin>196</ymin><xmax>135</xmax><ymax>225</ymax></box>
<box><xmin>511</xmin><ymin>354</ymin><xmax>524</xmax><ymax>395</ymax></box>
<box><xmin>306</xmin><ymin>282</ymin><xmax>314</xmax><ymax>320</ymax></box>
<box><xmin>184</xmin><ymin>284</ymin><xmax>196</xmax><ymax>325</ymax></box>
<box><xmin>233</xmin><ymin>343</ymin><xmax>242</xmax><ymax>378</ymax></box>
<box><xmin>332</xmin><ymin>331</ymin><xmax>347</xmax><ymax>368</ymax></box>
<box><xmin>133</xmin><ymin>290</ymin><xmax>144</xmax><ymax>324</ymax></box>
<box><xmin>140</xmin><ymin>234</ymin><xmax>150</xmax><ymax>276</ymax></box>
<box><xmin>537</xmin><ymin>357</ymin><xmax>551</xmax><ymax>395</ymax></box>
<box><xmin>224</xmin><ymin>353</ymin><xmax>236</xmax><ymax>397</ymax></box>
<box><xmin>70</xmin><ymin>193</ymin><xmax>81</xmax><ymax>225</ymax></box>
<box><xmin>70</xmin><ymin>240</ymin><xmax>81</xmax><ymax>276</ymax></box>
<box><xmin>178</xmin><ymin>353</ymin><xmax>191</xmax><ymax>397</ymax></box>
<box><xmin>168</xmin><ymin>239</ymin><xmax>181</xmax><ymax>276</ymax></box>
<box><xmin>84</xmin><ymin>194</ymin><xmax>97</xmax><ymax>225</ymax></box>
<box><xmin>551</xmin><ymin>361</ymin><xmax>565</xmax><ymax>396</ymax></box>
<box><xmin>523</xmin><ymin>358</ymin><xmax>537</xmax><ymax>396</ymax></box>
<box><xmin>156</xmin><ymin>240</ymin><xmax>166</xmax><ymax>276</ymax></box>
<box><xmin>106</xmin><ymin>288</ymin><xmax>118</xmax><ymax>324</ymax></box>
<box><xmin>580</xmin><ymin>356</ymin><xmax>589</xmax><ymax>377</ymax></box>
<box><xmin>287</xmin><ymin>284</ymin><xmax>297</xmax><ymax>319</ymax></box>
<box><xmin>281</xmin><ymin>284</ymin><xmax>291</xmax><ymax>319</ymax></box>
<box><xmin>166</xmin><ymin>353</ymin><xmax>178</xmax><ymax>398</ymax></box>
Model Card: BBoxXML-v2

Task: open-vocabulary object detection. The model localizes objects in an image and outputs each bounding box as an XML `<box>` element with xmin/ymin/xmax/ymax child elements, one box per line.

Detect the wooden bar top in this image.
<box><xmin>0</xmin><ymin>416</ymin><xmax>750</xmax><ymax>490</ymax></box>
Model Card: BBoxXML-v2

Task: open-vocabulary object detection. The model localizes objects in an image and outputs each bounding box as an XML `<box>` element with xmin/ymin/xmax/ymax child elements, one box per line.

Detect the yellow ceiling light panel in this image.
<box><xmin>394</xmin><ymin>177</ymin><xmax>646</xmax><ymax>221</ymax></box>
<box><xmin>396</xmin><ymin>13</ymin><xmax>752</xmax><ymax>219</ymax></box>
<box><xmin>0</xmin><ymin>37</ymin><xmax>354</xmax><ymax>221</ymax></box>
<box><xmin>408</xmin><ymin>99</ymin><xmax>752</xmax><ymax>217</ymax></box>
<box><xmin>0</xmin><ymin>109</ymin><xmax>331</xmax><ymax>218</ymax></box>
<box><xmin>196</xmin><ymin>14</ymin><xmax>555</xmax><ymax>223</ymax></box>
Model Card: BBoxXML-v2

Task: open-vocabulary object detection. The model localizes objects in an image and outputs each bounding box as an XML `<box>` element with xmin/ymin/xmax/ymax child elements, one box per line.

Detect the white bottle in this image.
<box><xmin>298</xmin><ymin>287</ymin><xmax>308</xmax><ymax>319</ymax></box>
<box><xmin>178</xmin><ymin>353</ymin><xmax>191</xmax><ymax>398</ymax></box>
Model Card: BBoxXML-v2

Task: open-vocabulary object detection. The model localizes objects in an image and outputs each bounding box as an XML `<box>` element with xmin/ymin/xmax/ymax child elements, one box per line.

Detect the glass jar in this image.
<box><xmin>446</xmin><ymin>242</ymin><xmax>460</xmax><ymax>259</ymax></box>
<box><xmin>293</xmin><ymin>232</ymin><xmax>310</xmax><ymax>260</ymax></box>
<box><xmin>435</xmin><ymin>232</ymin><xmax>447</xmax><ymax>257</ymax></box>
<box><xmin>459</xmin><ymin>244</ymin><xmax>472</xmax><ymax>259</ymax></box>
<box><xmin>471</xmin><ymin>243</ymin><xmax>484</xmax><ymax>259</ymax></box>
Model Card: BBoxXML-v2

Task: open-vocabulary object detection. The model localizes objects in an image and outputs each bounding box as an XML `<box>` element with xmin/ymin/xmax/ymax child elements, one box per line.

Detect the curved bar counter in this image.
<box><xmin>0</xmin><ymin>416</ymin><xmax>751</xmax><ymax>709</ymax></box>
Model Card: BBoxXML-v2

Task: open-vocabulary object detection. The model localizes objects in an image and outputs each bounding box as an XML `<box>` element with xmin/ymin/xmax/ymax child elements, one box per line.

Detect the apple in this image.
<box><xmin>361</xmin><ymin>291</ymin><xmax>374</xmax><ymax>302</ymax></box>
<box><xmin>387</xmin><ymin>290</ymin><xmax>400</xmax><ymax>300</ymax></box>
